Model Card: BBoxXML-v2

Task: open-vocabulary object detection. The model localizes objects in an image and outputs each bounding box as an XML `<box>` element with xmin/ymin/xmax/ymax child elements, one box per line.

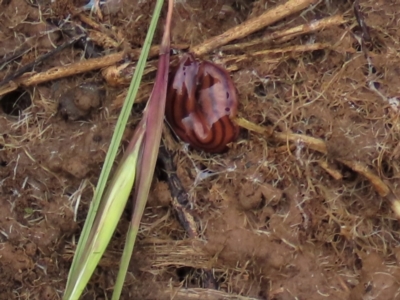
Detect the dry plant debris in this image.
<box><xmin>1</xmin><ymin>0</ymin><xmax>400</xmax><ymax>299</ymax></box>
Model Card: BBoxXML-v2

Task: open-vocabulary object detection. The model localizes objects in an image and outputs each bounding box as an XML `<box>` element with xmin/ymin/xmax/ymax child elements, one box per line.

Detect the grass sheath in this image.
<box><xmin>112</xmin><ymin>1</ymin><xmax>174</xmax><ymax>298</ymax></box>
<box><xmin>63</xmin><ymin>0</ymin><xmax>168</xmax><ymax>299</ymax></box>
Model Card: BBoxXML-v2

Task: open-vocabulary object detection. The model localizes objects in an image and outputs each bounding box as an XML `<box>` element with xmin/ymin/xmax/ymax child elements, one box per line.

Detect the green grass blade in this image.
<box><xmin>111</xmin><ymin>221</ymin><xmax>139</xmax><ymax>300</ymax></box>
<box><xmin>112</xmin><ymin>0</ymin><xmax>173</xmax><ymax>298</ymax></box>
<box><xmin>64</xmin><ymin>0</ymin><xmax>165</xmax><ymax>298</ymax></box>
<box><xmin>64</xmin><ymin>135</ymin><xmax>143</xmax><ymax>299</ymax></box>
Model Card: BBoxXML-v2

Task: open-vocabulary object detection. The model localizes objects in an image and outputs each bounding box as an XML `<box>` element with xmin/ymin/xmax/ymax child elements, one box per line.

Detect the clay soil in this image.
<box><xmin>2</xmin><ymin>0</ymin><xmax>400</xmax><ymax>299</ymax></box>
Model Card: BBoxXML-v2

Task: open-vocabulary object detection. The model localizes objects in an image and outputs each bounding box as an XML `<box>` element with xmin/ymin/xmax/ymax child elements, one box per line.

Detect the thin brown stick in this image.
<box><xmin>265</xmin><ymin>14</ymin><xmax>347</xmax><ymax>45</ymax></box>
<box><xmin>87</xmin><ymin>29</ymin><xmax>120</xmax><ymax>49</ymax></box>
<box><xmin>236</xmin><ymin>117</ymin><xmax>328</xmax><ymax>154</ymax></box>
<box><xmin>272</xmin><ymin>131</ymin><xmax>328</xmax><ymax>154</ymax></box>
<box><xmin>354</xmin><ymin>0</ymin><xmax>371</xmax><ymax>42</ymax></box>
<box><xmin>220</xmin><ymin>43</ymin><xmax>331</xmax><ymax>65</ymax></box>
<box><xmin>0</xmin><ymin>45</ymin><xmax>159</xmax><ymax>97</ymax></box>
<box><xmin>234</xmin><ymin>117</ymin><xmax>273</xmax><ymax>136</ymax></box>
<box><xmin>0</xmin><ymin>51</ymin><xmax>123</xmax><ymax>97</ymax></box>
<box><xmin>22</xmin><ymin>52</ymin><xmax>125</xmax><ymax>86</ymax></box>
<box><xmin>78</xmin><ymin>13</ymin><xmax>122</xmax><ymax>47</ymax></box>
<box><xmin>235</xmin><ymin>117</ymin><xmax>400</xmax><ymax>217</ymax></box>
<box><xmin>0</xmin><ymin>42</ymin><xmax>191</xmax><ymax>97</ymax></box>
<box><xmin>0</xmin><ymin>35</ymin><xmax>84</xmax><ymax>88</ymax></box>
<box><xmin>388</xmin><ymin>193</ymin><xmax>400</xmax><ymax>220</ymax></box>
<box><xmin>190</xmin><ymin>0</ymin><xmax>319</xmax><ymax>56</ymax></box>
<box><xmin>221</xmin><ymin>14</ymin><xmax>346</xmax><ymax>51</ymax></box>
<box><xmin>0</xmin><ymin>48</ymin><xmax>30</xmax><ymax>69</ymax></box>
<box><xmin>336</xmin><ymin>159</ymin><xmax>389</xmax><ymax>197</ymax></box>
<box><xmin>158</xmin><ymin>143</ymin><xmax>199</xmax><ymax>239</ymax></box>
<box><xmin>318</xmin><ymin>160</ymin><xmax>343</xmax><ymax>180</ymax></box>
<box><xmin>164</xmin><ymin>288</ymin><xmax>261</xmax><ymax>300</ymax></box>
<box><xmin>78</xmin><ymin>13</ymin><xmax>103</xmax><ymax>30</ymax></box>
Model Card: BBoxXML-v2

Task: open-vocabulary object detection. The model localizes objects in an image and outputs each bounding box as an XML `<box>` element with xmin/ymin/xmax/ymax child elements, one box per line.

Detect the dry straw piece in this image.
<box><xmin>220</xmin><ymin>14</ymin><xmax>347</xmax><ymax>51</ymax></box>
<box><xmin>163</xmin><ymin>288</ymin><xmax>262</xmax><ymax>300</ymax></box>
<box><xmin>190</xmin><ymin>0</ymin><xmax>319</xmax><ymax>56</ymax></box>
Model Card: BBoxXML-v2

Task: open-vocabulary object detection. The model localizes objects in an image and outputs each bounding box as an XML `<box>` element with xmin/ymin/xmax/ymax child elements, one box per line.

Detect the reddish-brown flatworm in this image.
<box><xmin>165</xmin><ymin>53</ymin><xmax>239</xmax><ymax>153</ymax></box>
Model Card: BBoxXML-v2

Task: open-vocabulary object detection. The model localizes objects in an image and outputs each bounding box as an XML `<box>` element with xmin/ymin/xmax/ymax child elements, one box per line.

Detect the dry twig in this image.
<box><xmin>0</xmin><ymin>35</ymin><xmax>84</xmax><ymax>89</ymax></box>
<box><xmin>190</xmin><ymin>0</ymin><xmax>319</xmax><ymax>56</ymax></box>
<box><xmin>318</xmin><ymin>161</ymin><xmax>343</xmax><ymax>180</ymax></box>
<box><xmin>220</xmin><ymin>14</ymin><xmax>347</xmax><ymax>51</ymax></box>
<box><xmin>164</xmin><ymin>288</ymin><xmax>261</xmax><ymax>300</ymax></box>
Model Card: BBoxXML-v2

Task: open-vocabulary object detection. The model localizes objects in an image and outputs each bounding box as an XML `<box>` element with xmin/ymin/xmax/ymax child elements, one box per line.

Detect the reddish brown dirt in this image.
<box><xmin>2</xmin><ymin>0</ymin><xmax>400</xmax><ymax>299</ymax></box>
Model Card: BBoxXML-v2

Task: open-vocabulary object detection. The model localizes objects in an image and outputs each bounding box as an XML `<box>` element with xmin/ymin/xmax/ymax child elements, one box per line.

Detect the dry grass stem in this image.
<box><xmin>318</xmin><ymin>161</ymin><xmax>343</xmax><ymax>180</ymax></box>
<box><xmin>78</xmin><ymin>13</ymin><xmax>103</xmax><ymax>30</ymax></box>
<box><xmin>22</xmin><ymin>51</ymin><xmax>124</xmax><ymax>85</ymax></box>
<box><xmin>235</xmin><ymin>117</ymin><xmax>327</xmax><ymax>153</ymax></box>
<box><xmin>0</xmin><ymin>35</ymin><xmax>84</xmax><ymax>88</ymax></box>
<box><xmin>234</xmin><ymin>117</ymin><xmax>273</xmax><ymax>136</ymax></box>
<box><xmin>87</xmin><ymin>29</ymin><xmax>120</xmax><ymax>49</ymax></box>
<box><xmin>0</xmin><ymin>44</ymin><xmax>188</xmax><ymax>96</ymax></box>
<box><xmin>272</xmin><ymin>132</ymin><xmax>327</xmax><ymax>154</ymax></box>
<box><xmin>228</xmin><ymin>43</ymin><xmax>331</xmax><ymax>61</ymax></box>
<box><xmin>388</xmin><ymin>194</ymin><xmax>400</xmax><ymax>219</ymax></box>
<box><xmin>102</xmin><ymin>62</ymin><xmax>158</xmax><ymax>87</ymax></box>
<box><xmin>221</xmin><ymin>14</ymin><xmax>347</xmax><ymax>51</ymax></box>
<box><xmin>190</xmin><ymin>0</ymin><xmax>319</xmax><ymax>56</ymax></box>
<box><xmin>164</xmin><ymin>288</ymin><xmax>261</xmax><ymax>300</ymax></box>
<box><xmin>337</xmin><ymin>159</ymin><xmax>390</xmax><ymax>197</ymax></box>
<box><xmin>159</xmin><ymin>136</ymin><xmax>200</xmax><ymax>239</ymax></box>
<box><xmin>0</xmin><ymin>52</ymin><xmax>123</xmax><ymax>96</ymax></box>
<box><xmin>141</xmin><ymin>239</ymin><xmax>208</xmax><ymax>269</ymax></box>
